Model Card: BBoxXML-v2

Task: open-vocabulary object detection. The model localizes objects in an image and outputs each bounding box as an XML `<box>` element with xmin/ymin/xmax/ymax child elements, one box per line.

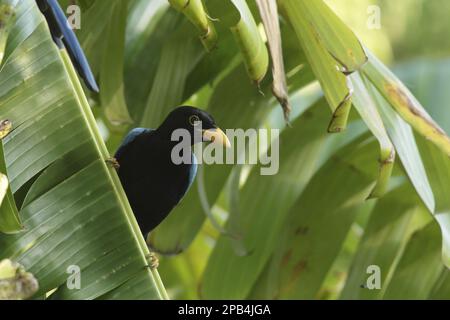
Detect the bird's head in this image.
<box><xmin>157</xmin><ymin>106</ymin><xmax>231</xmax><ymax>148</ymax></box>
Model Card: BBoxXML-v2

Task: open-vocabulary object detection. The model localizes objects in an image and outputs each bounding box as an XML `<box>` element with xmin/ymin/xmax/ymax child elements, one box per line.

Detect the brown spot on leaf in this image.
<box><xmin>294</xmin><ymin>226</ymin><xmax>309</xmax><ymax>236</ymax></box>
<box><xmin>383</xmin><ymin>81</ymin><xmax>446</xmax><ymax>136</ymax></box>
<box><xmin>290</xmin><ymin>260</ymin><xmax>308</xmax><ymax>282</ymax></box>
<box><xmin>385</xmin><ymin>82</ymin><xmax>415</xmax><ymax>111</ymax></box>
<box><xmin>347</xmin><ymin>48</ymin><xmax>355</xmax><ymax>58</ymax></box>
<box><xmin>197</xmin><ymin>281</ymin><xmax>203</xmax><ymax>299</ymax></box>
<box><xmin>380</xmin><ymin>148</ymin><xmax>395</xmax><ymax>164</ymax></box>
<box><xmin>280</xmin><ymin>249</ymin><xmax>293</xmax><ymax>268</ymax></box>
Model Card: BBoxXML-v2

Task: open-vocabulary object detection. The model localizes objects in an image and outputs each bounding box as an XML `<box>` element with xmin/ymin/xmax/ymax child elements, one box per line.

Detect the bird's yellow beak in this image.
<box><xmin>202</xmin><ymin>128</ymin><xmax>231</xmax><ymax>148</ymax></box>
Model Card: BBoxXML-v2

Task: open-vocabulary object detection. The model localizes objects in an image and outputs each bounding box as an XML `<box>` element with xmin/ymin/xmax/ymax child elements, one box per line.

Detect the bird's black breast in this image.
<box><xmin>116</xmin><ymin>131</ymin><xmax>193</xmax><ymax>236</ymax></box>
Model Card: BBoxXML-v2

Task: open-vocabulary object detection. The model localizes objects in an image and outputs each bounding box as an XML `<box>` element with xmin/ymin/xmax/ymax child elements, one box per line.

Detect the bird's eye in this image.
<box><xmin>189</xmin><ymin>115</ymin><xmax>201</xmax><ymax>126</ymax></box>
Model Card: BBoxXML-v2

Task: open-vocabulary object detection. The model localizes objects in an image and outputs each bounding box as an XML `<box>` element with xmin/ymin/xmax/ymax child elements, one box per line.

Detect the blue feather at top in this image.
<box><xmin>115</xmin><ymin>128</ymin><xmax>153</xmax><ymax>159</ymax></box>
<box><xmin>41</xmin><ymin>0</ymin><xmax>99</xmax><ymax>92</ymax></box>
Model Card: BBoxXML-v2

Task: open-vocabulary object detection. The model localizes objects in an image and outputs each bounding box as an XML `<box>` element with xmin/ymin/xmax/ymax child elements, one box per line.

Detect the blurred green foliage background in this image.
<box><xmin>328</xmin><ymin>0</ymin><xmax>450</xmax><ymax>61</ymax></box>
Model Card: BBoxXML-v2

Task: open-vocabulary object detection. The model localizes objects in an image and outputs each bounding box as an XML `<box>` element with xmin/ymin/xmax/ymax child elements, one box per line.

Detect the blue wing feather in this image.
<box><xmin>45</xmin><ymin>0</ymin><xmax>99</xmax><ymax>92</ymax></box>
<box><xmin>178</xmin><ymin>153</ymin><xmax>198</xmax><ymax>203</ymax></box>
<box><xmin>187</xmin><ymin>153</ymin><xmax>198</xmax><ymax>190</ymax></box>
<box><xmin>115</xmin><ymin>128</ymin><xmax>154</xmax><ymax>159</ymax></box>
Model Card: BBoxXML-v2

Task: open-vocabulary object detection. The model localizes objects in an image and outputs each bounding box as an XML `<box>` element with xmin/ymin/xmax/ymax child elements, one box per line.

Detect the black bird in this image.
<box><xmin>36</xmin><ymin>0</ymin><xmax>99</xmax><ymax>92</ymax></box>
<box><xmin>112</xmin><ymin>106</ymin><xmax>230</xmax><ymax>240</ymax></box>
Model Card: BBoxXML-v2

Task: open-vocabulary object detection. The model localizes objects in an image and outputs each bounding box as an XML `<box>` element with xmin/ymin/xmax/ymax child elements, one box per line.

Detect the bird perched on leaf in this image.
<box><xmin>109</xmin><ymin>106</ymin><xmax>230</xmax><ymax>267</ymax></box>
<box><xmin>36</xmin><ymin>0</ymin><xmax>99</xmax><ymax>92</ymax></box>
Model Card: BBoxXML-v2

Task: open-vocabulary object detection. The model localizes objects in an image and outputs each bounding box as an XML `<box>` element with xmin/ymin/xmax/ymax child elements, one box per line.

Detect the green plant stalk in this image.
<box><xmin>369</xmin><ymin>149</ymin><xmax>395</xmax><ymax>198</ymax></box>
<box><xmin>350</xmin><ymin>72</ymin><xmax>395</xmax><ymax>198</ymax></box>
<box><xmin>328</xmin><ymin>93</ymin><xmax>352</xmax><ymax>133</ymax></box>
<box><xmin>59</xmin><ymin>49</ymin><xmax>169</xmax><ymax>300</ymax></box>
<box><xmin>169</xmin><ymin>0</ymin><xmax>217</xmax><ymax>51</ymax></box>
<box><xmin>229</xmin><ymin>0</ymin><xmax>269</xmax><ymax>84</ymax></box>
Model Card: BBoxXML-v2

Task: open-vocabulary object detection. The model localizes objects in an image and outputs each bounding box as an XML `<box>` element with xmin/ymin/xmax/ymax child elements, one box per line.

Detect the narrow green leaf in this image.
<box><xmin>350</xmin><ymin>72</ymin><xmax>395</xmax><ymax>198</ymax></box>
<box><xmin>340</xmin><ymin>186</ymin><xmax>424</xmax><ymax>299</ymax></box>
<box><xmin>291</xmin><ymin>0</ymin><xmax>367</xmax><ymax>73</ymax></box>
<box><xmin>255</xmin><ymin>0</ymin><xmax>291</xmax><ymax>121</ymax></box>
<box><xmin>395</xmin><ymin>59</ymin><xmax>450</xmax><ymax>132</ymax></box>
<box><xmin>382</xmin><ymin>222</ymin><xmax>444</xmax><ymax>299</ymax></box>
<box><xmin>139</xmin><ymin>25</ymin><xmax>203</xmax><ymax>128</ymax></box>
<box><xmin>124</xmin><ymin>3</ymin><xmax>175</xmax><ymax>121</ymax></box>
<box><xmin>126</xmin><ymin>0</ymin><xmax>169</xmax><ymax>55</ymax></box>
<box><xmin>100</xmin><ymin>0</ymin><xmax>132</xmax><ymax>126</ymax></box>
<box><xmin>369</xmin><ymin>85</ymin><xmax>435</xmax><ymax>213</ymax></box>
<box><xmin>363</xmin><ymin>50</ymin><xmax>450</xmax><ymax>157</ymax></box>
<box><xmin>280</xmin><ymin>0</ymin><xmax>352</xmax><ymax>132</ymax></box>
<box><xmin>76</xmin><ymin>0</ymin><xmax>119</xmax><ymax>78</ymax></box>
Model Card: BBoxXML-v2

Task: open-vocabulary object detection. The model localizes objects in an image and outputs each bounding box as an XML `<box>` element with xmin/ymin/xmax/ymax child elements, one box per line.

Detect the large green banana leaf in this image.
<box><xmin>382</xmin><ymin>221</ymin><xmax>444</xmax><ymax>299</ymax></box>
<box><xmin>0</xmin><ymin>0</ymin><xmax>166</xmax><ymax>300</ymax></box>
